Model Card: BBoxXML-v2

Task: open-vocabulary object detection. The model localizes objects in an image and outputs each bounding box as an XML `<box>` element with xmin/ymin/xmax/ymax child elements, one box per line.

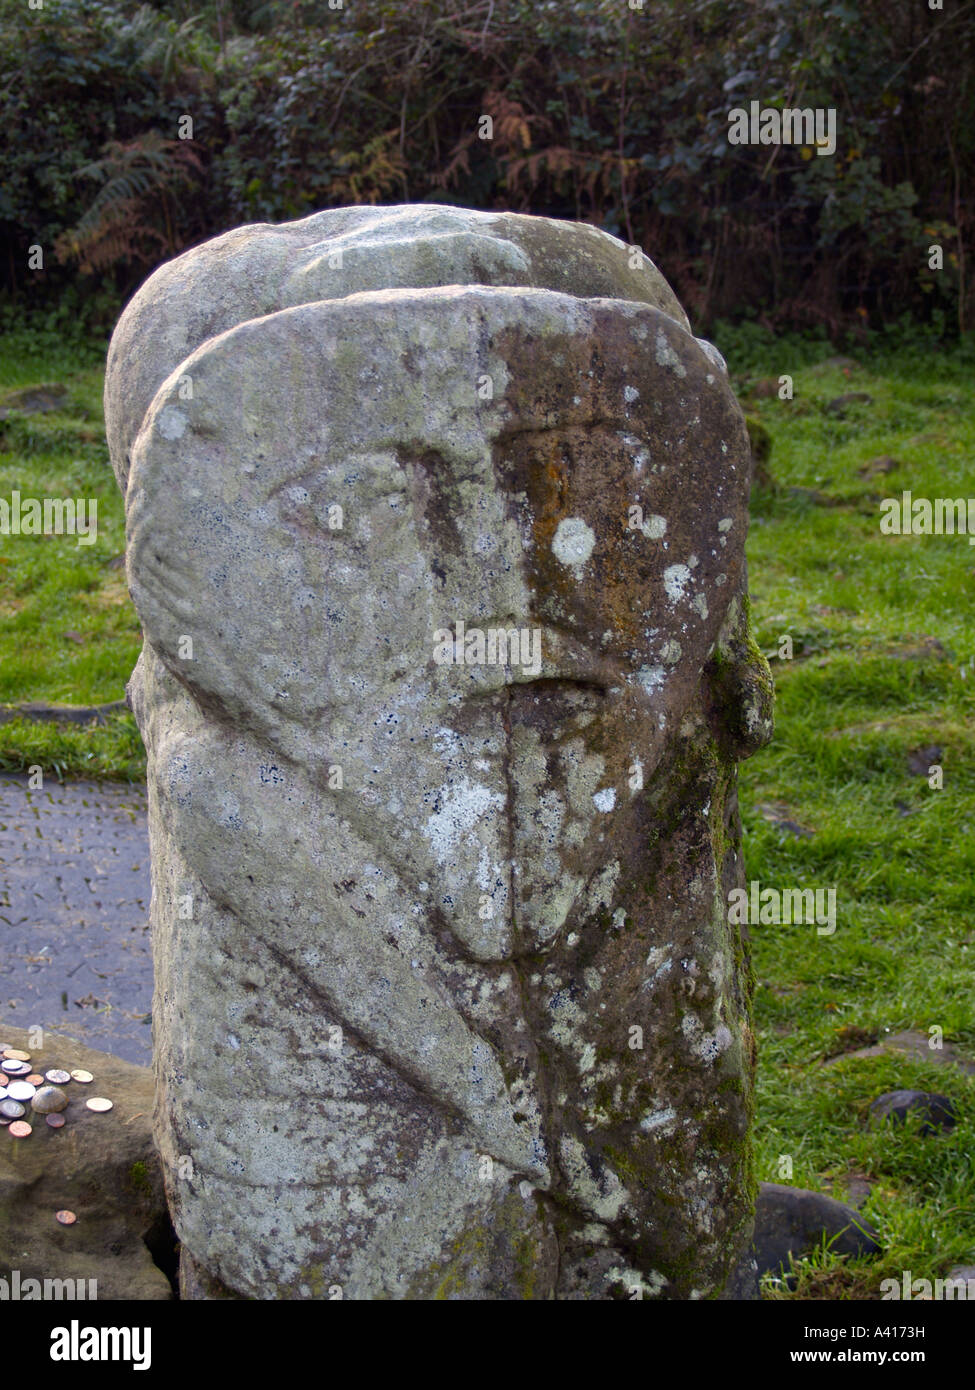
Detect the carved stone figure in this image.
<box><xmin>106</xmin><ymin>206</ymin><xmax>773</xmax><ymax>1299</ymax></box>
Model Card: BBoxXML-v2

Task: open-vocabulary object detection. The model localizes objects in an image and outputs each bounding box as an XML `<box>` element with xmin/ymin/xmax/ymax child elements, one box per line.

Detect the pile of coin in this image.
<box><xmin>0</xmin><ymin>1047</ymin><xmax>114</xmax><ymax>1139</ymax></box>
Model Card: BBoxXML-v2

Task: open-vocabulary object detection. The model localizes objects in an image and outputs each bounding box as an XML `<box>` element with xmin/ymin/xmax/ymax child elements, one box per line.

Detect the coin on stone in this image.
<box><xmin>2</xmin><ymin>1049</ymin><xmax>30</xmax><ymax>1062</ymax></box>
<box><xmin>6</xmin><ymin>1081</ymin><xmax>35</xmax><ymax>1102</ymax></box>
<box><xmin>25</xmin><ymin>1074</ymin><xmax>44</xmax><ymax>1086</ymax></box>
<box><xmin>70</xmin><ymin>1070</ymin><xmax>94</xmax><ymax>1084</ymax></box>
<box><xmin>0</xmin><ymin>1099</ymin><xmax>26</xmax><ymax>1119</ymax></box>
<box><xmin>1</xmin><ymin>1061</ymin><xmax>30</xmax><ymax>1076</ymax></box>
<box><xmin>85</xmin><ymin>1097</ymin><xmax>113</xmax><ymax>1113</ymax></box>
<box><xmin>45</xmin><ymin>1069</ymin><xmax>71</xmax><ymax>1085</ymax></box>
<box><xmin>8</xmin><ymin>1121</ymin><xmax>32</xmax><ymax>1137</ymax></box>
<box><xmin>55</xmin><ymin>1210</ymin><xmax>77</xmax><ymax>1225</ymax></box>
<box><xmin>31</xmin><ymin>1085</ymin><xmax>69</xmax><ymax>1114</ymax></box>
<box><xmin>0</xmin><ymin>1118</ymin><xmax>9</xmax><ymax>1126</ymax></box>
<box><xmin>46</xmin><ymin>1113</ymin><xmax>66</xmax><ymax>1129</ymax></box>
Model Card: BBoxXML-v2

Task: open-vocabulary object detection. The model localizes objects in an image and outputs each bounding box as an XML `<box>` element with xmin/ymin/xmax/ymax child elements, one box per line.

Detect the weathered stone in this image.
<box><xmin>31</xmin><ymin>1084</ymin><xmax>69</xmax><ymax>1113</ymax></box>
<box><xmin>823</xmin><ymin>1028</ymin><xmax>975</xmax><ymax>1076</ymax></box>
<box><xmin>0</xmin><ymin>1026</ymin><xmax>173</xmax><ymax>1300</ymax></box>
<box><xmin>753</xmin><ymin>1182</ymin><xmax>881</xmax><ymax>1279</ymax></box>
<box><xmin>0</xmin><ymin>383</ymin><xmax>69</xmax><ymax>418</ymax></box>
<box><xmin>825</xmin><ymin>392</ymin><xmax>873</xmax><ymax>415</ymax></box>
<box><xmin>107</xmin><ymin>205</ymin><xmax>773</xmax><ymax>1300</ymax></box>
<box><xmin>868</xmin><ymin>1090</ymin><xmax>957</xmax><ymax>1135</ymax></box>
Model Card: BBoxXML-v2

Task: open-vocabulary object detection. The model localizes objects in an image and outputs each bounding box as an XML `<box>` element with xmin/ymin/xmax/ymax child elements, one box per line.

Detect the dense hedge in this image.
<box><xmin>2</xmin><ymin>0</ymin><xmax>972</xmax><ymax>336</ymax></box>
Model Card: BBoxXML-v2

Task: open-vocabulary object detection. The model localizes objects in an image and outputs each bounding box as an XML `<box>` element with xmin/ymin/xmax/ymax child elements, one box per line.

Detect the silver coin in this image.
<box><xmin>0</xmin><ymin>1099</ymin><xmax>26</xmax><ymax>1119</ymax></box>
<box><xmin>70</xmin><ymin>1070</ymin><xmax>94</xmax><ymax>1084</ymax></box>
<box><xmin>45</xmin><ymin>1069</ymin><xmax>72</xmax><ymax>1085</ymax></box>
<box><xmin>85</xmin><ymin>1097</ymin><xmax>113</xmax><ymax>1113</ymax></box>
<box><xmin>6</xmin><ymin>1081</ymin><xmax>35</xmax><ymax>1102</ymax></box>
<box><xmin>1</xmin><ymin>1061</ymin><xmax>30</xmax><ymax>1076</ymax></box>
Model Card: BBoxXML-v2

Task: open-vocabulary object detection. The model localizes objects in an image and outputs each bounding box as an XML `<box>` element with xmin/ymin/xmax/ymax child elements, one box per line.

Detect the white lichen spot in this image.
<box><xmin>692</xmin><ymin>593</ymin><xmax>709</xmax><ymax>620</ymax></box>
<box><xmin>640</xmin><ymin>1106</ymin><xmax>677</xmax><ymax>1133</ymax></box>
<box><xmin>422</xmin><ymin>778</ymin><xmax>504</xmax><ymax>864</ymax></box>
<box><xmin>158</xmin><ymin>406</ymin><xmax>188</xmax><ymax>441</ymax></box>
<box><xmin>663</xmin><ymin>564</ymin><xmax>691</xmax><ymax>602</ymax></box>
<box><xmin>593</xmin><ymin>787</ymin><xmax>616</xmax><ymax>813</ymax></box>
<box><xmin>623</xmin><ymin>385</ymin><xmax>640</xmax><ymax>404</ymax></box>
<box><xmin>682</xmin><ymin>1012</ymin><xmax>733</xmax><ymax>1064</ymax></box>
<box><xmin>559</xmin><ymin>1136</ymin><xmax>629</xmax><ymax>1222</ymax></box>
<box><xmin>660</xmin><ymin>639</ymin><xmax>682</xmax><ymax>665</ymax></box>
<box><xmin>552</xmin><ymin>516</ymin><xmax>596</xmax><ymax>575</ymax></box>
<box><xmin>654</xmin><ymin>328</ymin><xmax>687</xmax><ymax>377</ymax></box>
<box><xmin>636</xmin><ymin>665</ymin><xmax>665</xmax><ymax>696</ymax></box>
<box><xmin>641</xmin><ymin>514</ymin><xmax>667</xmax><ymax>540</ymax></box>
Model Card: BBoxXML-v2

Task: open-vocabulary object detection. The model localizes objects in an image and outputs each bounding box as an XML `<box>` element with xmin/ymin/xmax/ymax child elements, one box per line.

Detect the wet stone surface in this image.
<box><xmin>0</xmin><ymin>774</ymin><xmax>152</xmax><ymax>1064</ymax></box>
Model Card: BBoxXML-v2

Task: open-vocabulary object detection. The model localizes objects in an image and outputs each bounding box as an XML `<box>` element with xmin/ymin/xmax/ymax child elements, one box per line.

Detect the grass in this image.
<box><xmin>0</xmin><ymin>326</ymin><xmax>144</xmax><ymax>779</ymax></box>
<box><xmin>1</xmin><ymin>317</ymin><xmax>974</xmax><ymax>1296</ymax></box>
<box><xmin>713</xmin><ymin>324</ymin><xmax>975</xmax><ymax>1297</ymax></box>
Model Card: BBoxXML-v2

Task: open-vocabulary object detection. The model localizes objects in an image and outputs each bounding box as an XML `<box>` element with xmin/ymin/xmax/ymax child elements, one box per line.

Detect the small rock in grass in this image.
<box><xmin>752</xmin><ymin>1183</ymin><xmax>881</xmax><ymax>1281</ymax></box>
<box><xmin>868</xmin><ymin>1090</ymin><xmax>957</xmax><ymax>1136</ymax></box>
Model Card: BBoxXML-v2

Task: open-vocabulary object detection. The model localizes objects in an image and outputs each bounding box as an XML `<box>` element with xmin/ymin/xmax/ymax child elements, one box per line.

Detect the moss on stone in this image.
<box><xmin>128</xmin><ymin>1160</ymin><xmax>154</xmax><ymax>1200</ymax></box>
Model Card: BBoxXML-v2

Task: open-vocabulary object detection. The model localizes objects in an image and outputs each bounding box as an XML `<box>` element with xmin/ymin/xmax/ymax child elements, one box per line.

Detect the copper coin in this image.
<box><xmin>1</xmin><ymin>1061</ymin><xmax>30</xmax><ymax>1076</ymax></box>
<box><xmin>70</xmin><ymin>1070</ymin><xmax>94</xmax><ymax>1084</ymax></box>
<box><xmin>85</xmin><ymin>1097</ymin><xmax>113</xmax><ymax>1113</ymax></box>
<box><xmin>0</xmin><ymin>1100</ymin><xmax>25</xmax><ymax>1119</ymax></box>
<box><xmin>2</xmin><ymin>1049</ymin><xmax>30</xmax><ymax>1062</ymax></box>
<box><xmin>8</xmin><ymin>1121</ymin><xmax>32</xmax><ymax>1138</ymax></box>
<box><xmin>45</xmin><ymin>1069</ymin><xmax>71</xmax><ymax>1085</ymax></box>
<box><xmin>25</xmin><ymin>1074</ymin><xmax>44</xmax><ymax>1086</ymax></box>
<box><xmin>6</xmin><ymin>1082</ymin><xmax>35</xmax><ymax>1102</ymax></box>
<box><xmin>46</xmin><ymin>1113</ymin><xmax>66</xmax><ymax>1129</ymax></box>
<box><xmin>55</xmin><ymin>1210</ymin><xmax>76</xmax><ymax>1225</ymax></box>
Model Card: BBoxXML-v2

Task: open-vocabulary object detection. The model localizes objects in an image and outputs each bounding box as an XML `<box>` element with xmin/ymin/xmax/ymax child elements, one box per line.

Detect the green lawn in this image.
<box><xmin>720</xmin><ymin>328</ymin><xmax>975</xmax><ymax>1297</ymax></box>
<box><xmin>1</xmin><ymin>320</ymin><xmax>974</xmax><ymax>1296</ymax></box>
<box><xmin>0</xmin><ymin>327</ymin><xmax>143</xmax><ymax>779</ymax></box>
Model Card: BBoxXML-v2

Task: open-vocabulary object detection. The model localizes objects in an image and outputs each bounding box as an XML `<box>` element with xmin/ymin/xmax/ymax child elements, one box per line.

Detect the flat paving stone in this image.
<box><xmin>0</xmin><ymin>773</ymin><xmax>152</xmax><ymax>1064</ymax></box>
